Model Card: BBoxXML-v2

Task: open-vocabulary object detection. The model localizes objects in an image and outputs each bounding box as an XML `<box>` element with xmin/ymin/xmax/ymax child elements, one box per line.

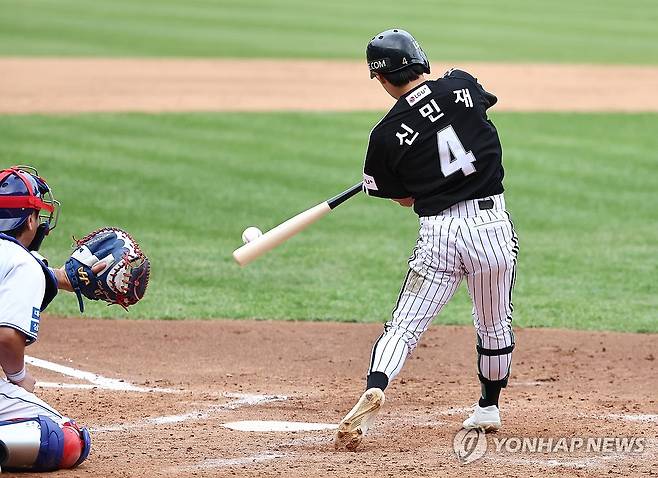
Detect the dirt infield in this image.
<box><xmin>3</xmin><ymin>58</ymin><xmax>657</xmax><ymax>476</ymax></box>
<box><xmin>2</xmin><ymin>59</ymin><xmax>658</xmax><ymax>113</ymax></box>
<box><xmin>20</xmin><ymin>316</ymin><xmax>656</xmax><ymax>477</ymax></box>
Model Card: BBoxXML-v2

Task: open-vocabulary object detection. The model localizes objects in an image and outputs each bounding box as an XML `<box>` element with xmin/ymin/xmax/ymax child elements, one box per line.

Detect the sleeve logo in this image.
<box><xmin>363</xmin><ymin>173</ymin><xmax>379</xmax><ymax>191</ymax></box>
<box><xmin>30</xmin><ymin>307</ymin><xmax>40</xmax><ymax>334</ymax></box>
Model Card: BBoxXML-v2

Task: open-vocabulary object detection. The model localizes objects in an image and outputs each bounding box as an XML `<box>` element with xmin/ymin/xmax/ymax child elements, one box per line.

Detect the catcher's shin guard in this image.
<box><xmin>0</xmin><ymin>416</ymin><xmax>91</xmax><ymax>471</ymax></box>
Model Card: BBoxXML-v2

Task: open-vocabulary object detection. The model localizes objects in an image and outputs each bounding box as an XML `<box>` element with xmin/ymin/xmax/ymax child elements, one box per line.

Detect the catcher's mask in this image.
<box><xmin>366</xmin><ymin>28</ymin><xmax>430</xmax><ymax>79</ymax></box>
<box><xmin>0</xmin><ymin>165</ymin><xmax>60</xmax><ymax>250</ymax></box>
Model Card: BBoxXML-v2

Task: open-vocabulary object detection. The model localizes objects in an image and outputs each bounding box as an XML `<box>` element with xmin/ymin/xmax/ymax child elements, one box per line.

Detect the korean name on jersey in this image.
<box><xmin>363</xmin><ymin>69</ymin><xmax>504</xmax><ymax>216</ymax></box>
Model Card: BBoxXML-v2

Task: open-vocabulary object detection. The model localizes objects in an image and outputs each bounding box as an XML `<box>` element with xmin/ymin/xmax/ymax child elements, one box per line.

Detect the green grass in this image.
<box><xmin>0</xmin><ymin>112</ymin><xmax>656</xmax><ymax>333</ymax></box>
<box><xmin>0</xmin><ymin>0</ymin><xmax>657</xmax><ymax>63</ymax></box>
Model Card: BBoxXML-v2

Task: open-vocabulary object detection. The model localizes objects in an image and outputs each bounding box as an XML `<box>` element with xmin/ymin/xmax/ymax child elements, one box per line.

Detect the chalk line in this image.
<box><xmin>38</xmin><ymin>382</ymin><xmax>99</xmax><ymax>390</ymax></box>
<box><xmin>435</xmin><ymin>406</ymin><xmax>472</xmax><ymax>416</ymax></box>
<box><xmin>606</xmin><ymin>413</ymin><xmax>658</xmax><ymax>423</ymax></box>
<box><xmin>168</xmin><ymin>452</ymin><xmax>285</xmax><ymax>472</ymax></box>
<box><xmin>222</xmin><ymin>420</ymin><xmax>337</xmax><ymax>432</ymax></box>
<box><xmin>489</xmin><ymin>453</ymin><xmax>621</xmax><ymax>469</ymax></box>
<box><xmin>92</xmin><ymin>393</ymin><xmax>287</xmax><ymax>432</ymax></box>
<box><xmin>514</xmin><ymin>381</ymin><xmax>545</xmax><ymax>386</ymax></box>
<box><xmin>26</xmin><ymin>355</ymin><xmax>177</xmax><ymax>393</ymax></box>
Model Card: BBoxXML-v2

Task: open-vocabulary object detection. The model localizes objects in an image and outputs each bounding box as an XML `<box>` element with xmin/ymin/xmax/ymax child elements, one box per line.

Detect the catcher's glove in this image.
<box><xmin>64</xmin><ymin>227</ymin><xmax>150</xmax><ymax>312</ymax></box>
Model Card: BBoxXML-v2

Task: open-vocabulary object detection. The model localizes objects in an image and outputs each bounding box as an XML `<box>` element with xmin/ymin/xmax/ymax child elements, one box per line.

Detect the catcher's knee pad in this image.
<box><xmin>0</xmin><ymin>416</ymin><xmax>91</xmax><ymax>471</ymax></box>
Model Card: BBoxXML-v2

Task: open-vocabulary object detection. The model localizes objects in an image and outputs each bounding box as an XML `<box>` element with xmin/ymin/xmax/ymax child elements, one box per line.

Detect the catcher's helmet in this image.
<box><xmin>366</xmin><ymin>29</ymin><xmax>430</xmax><ymax>79</ymax></box>
<box><xmin>0</xmin><ymin>166</ymin><xmax>59</xmax><ymax>234</ymax></box>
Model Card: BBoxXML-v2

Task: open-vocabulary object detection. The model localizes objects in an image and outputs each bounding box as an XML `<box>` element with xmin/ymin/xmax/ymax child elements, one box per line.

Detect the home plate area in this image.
<box><xmin>23</xmin><ymin>317</ymin><xmax>657</xmax><ymax>477</ymax></box>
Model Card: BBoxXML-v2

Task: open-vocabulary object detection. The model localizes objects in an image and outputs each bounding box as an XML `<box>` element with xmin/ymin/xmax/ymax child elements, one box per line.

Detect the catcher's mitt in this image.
<box><xmin>64</xmin><ymin>227</ymin><xmax>150</xmax><ymax>312</ymax></box>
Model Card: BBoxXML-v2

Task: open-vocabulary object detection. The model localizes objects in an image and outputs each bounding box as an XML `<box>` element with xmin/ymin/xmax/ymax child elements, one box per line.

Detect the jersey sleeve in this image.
<box><xmin>362</xmin><ymin>129</ymin><xmax>411</xmax><ymax>199</ymax></box>
<box><xmin>0</xmin><ymin>261</ymin><xmax>45</xmax><ymax>344</ymax></box>
<box><xmin>444</xmin><ymin>68</ymin><xmax>498</xmax><ymax>109</ymax></box>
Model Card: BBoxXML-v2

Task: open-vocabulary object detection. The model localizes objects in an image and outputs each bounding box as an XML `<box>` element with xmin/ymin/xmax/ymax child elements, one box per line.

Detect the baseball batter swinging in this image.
<box><xmin>335</xmin><ymin>29</ymin><xmax>519</xmax><ymax>451</ymax></box>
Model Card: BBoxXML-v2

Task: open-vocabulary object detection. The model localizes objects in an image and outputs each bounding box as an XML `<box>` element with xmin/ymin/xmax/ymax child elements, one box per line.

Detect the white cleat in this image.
<box><xmin>335</xmin><ymin>388</ymin><xmax>385</xmax><ymax>451</ymax></box>
<box><xmin>462</xmin><ymin>404</ymin><xmax>501</xmax><ymax>432</ymax></box>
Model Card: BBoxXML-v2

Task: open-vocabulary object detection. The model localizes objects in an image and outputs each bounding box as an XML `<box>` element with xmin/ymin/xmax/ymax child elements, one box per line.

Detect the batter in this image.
<box><xmin>336</xmin><ymin>29</ymin><xmax>519</xmax><ymax>451</ymax></box>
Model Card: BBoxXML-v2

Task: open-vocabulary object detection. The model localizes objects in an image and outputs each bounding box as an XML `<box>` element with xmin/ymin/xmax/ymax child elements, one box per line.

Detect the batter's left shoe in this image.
<box><xmin>462</xmin><ymin>404</ymin><xmax>501</xmax><ymax>432</ymax></box>
<box><xmin>334</xmin><ymin>388</ymin><xmax>385</xmax><ymax>451</ymax></box>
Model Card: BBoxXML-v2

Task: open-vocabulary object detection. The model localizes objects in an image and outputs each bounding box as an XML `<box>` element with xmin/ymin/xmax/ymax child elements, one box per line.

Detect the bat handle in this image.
<box><xmin>327</xmin><ymin>182</ymin><xmax>363</xmax><ymax>209</ymax></box>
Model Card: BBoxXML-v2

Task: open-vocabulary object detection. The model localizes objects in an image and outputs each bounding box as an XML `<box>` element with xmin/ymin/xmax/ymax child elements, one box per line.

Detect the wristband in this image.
<box><xmin>6</xmin><ymin>366</ymin><xmax>26</xmax><ymax>383</ymax></box>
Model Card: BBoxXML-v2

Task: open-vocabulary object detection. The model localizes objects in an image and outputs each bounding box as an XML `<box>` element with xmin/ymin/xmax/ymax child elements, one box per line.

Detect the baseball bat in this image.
<box><xmin>232</xmin><ymin>182</ymin><xmax>363</xmax><ymax>266</ymax></box>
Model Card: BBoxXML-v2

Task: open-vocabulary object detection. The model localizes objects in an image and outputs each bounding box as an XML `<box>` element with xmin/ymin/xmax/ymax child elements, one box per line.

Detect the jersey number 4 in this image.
<box><xmin>437</xmin><ymin>125</ymin><xmax>476</xmax><ymax>177</ymax></box>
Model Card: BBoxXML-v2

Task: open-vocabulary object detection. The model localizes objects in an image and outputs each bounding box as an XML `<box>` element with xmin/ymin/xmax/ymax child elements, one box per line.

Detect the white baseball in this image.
<box><xmin>241</xmin><ymin>226</ymin><xmax>263</xmax><ymax>244</ymax></box>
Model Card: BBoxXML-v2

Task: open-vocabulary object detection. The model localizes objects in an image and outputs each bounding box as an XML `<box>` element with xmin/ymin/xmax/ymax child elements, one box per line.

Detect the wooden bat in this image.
<box><xmin>232</xmin><ymin>182</ymin><xmax>363</xmax><ymax>266</ymax></box>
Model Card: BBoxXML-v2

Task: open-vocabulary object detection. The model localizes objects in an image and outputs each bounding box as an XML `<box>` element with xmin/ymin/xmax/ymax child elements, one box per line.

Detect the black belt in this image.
<box><xmin>478</xmin><ymin>199</ymin><xmax>494</xmax><ymax>210</ymax></box>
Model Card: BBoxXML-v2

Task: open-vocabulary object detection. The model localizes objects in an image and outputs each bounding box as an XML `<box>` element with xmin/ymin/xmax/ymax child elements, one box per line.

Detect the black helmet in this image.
<box><xmin>366</xmin><ymin>29</ymin><xmax>430</xmax><ymax>79</ymax></box>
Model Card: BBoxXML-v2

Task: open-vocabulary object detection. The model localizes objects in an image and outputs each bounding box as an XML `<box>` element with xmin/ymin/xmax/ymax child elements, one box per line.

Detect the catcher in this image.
<box><xmin>0</xmin><ymin>165</ymin><xmax>149</xmax><ymax>471</ymax></box>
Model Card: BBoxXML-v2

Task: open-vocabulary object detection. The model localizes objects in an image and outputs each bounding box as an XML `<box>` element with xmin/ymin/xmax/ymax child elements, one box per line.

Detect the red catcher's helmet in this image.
<box><xmin>0</xmin><ymin>165</ymin><xmax>60</xmax><ymax>233</ymax></box>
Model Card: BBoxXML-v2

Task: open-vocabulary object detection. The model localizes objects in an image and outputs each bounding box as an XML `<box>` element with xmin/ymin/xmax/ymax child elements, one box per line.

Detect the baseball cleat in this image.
<box><xmin>462</xmin><ymin>404</ymin><xmax>501</xmax><ymax>432</ymax></box>
<box><xmin>335</xmin><ymin>388</ymin><xmax>385</xmax><ymax>451</ymax></box>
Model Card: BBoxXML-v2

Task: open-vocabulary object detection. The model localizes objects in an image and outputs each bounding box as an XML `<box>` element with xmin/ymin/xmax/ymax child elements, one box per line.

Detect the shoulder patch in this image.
<box><xmin>363</xmin><ymin>173</ymin><xmax>379</xmax><ymax>191</ymax></box>
<box><xmin>406</xmin><ymin>84</ymin><xmax>432</xmax><ymax>106</ymax></box>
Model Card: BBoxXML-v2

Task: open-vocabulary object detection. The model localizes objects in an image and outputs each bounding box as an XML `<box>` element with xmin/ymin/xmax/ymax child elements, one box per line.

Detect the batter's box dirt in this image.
<box><xmin>23</xmin><ymin>316</ymin><xmax>657</xmax><ymax>477</ymax></box>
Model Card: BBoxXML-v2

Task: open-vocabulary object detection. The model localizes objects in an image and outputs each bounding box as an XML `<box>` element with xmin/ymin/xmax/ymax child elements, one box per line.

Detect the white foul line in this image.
<box><xmin>26</xmin><ymin>355</ymin><xmax>178</xmax><ymax>393</ymax></box>
<box><xmin>222</xmin><ymin>420</ymin><xmax>337</xmax><ymax>432</ymax></box>
<box><xmin>92</xmin><ymin>393</ymin><xmax>288</xmax><ymax>432</ymax></box>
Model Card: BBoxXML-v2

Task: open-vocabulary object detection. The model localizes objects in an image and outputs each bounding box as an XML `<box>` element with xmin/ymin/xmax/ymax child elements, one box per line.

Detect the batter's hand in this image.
<box><xmin>392</xmin><ymin>197</ymin><xmax>415</xmax><ymax>207</ymax></box>
<box><xmin>14</xmin><ymin>372</ymin><xmax>36</xmax><ymax>393</ymax></box>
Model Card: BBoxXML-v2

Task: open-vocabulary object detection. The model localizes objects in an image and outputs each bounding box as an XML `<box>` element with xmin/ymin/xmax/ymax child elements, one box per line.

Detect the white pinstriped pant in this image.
<box><xmin>369</xmin><ymin>194</ymin><xmax>518</xmax><ymax>383</ymax></box>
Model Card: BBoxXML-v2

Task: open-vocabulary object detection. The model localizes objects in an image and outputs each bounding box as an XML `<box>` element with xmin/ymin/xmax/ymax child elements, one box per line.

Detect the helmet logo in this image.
<box><xmin>368</xmin><ymin>58</ymin><xmax>391</xmax><ymax>71</ymax></box>
<box><xmin>402</xmin><ymin>57</ymin><xmax>408</xmax><ymax>65</ymax></box>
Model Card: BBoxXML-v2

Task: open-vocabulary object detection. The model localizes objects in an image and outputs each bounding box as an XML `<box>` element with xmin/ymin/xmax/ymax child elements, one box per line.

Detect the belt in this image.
<box><xmin>478</xmin><ymin>199</ymin><xmax>494</xmax><ymax>210</ymax></box>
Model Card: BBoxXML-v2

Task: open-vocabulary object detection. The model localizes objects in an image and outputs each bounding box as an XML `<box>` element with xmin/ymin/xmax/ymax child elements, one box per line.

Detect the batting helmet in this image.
<box><xmin>366</xmin><ymin>29</ymin><xmax>430</xmax><ymax>79</ymax></box>
<box><xmin>0</xmin><ymin>166</ymin><xmax>59</xmax><ymax>235</ymax></box>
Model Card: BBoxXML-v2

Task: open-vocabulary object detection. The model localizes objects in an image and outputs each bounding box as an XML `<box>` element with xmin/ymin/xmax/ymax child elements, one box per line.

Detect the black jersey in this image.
<box><xmin>362</xmin><ymin>69</ymin><xmax>504</xmax><ymax>216</ymax></box>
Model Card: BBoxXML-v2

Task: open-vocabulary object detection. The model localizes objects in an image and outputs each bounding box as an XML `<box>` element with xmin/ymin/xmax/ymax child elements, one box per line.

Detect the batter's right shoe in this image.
<box><xmin>334</xmin><ymin>388</ymin><xmax>385</xmax><ymax>451</ymax></box>
<box><xmin>462</xmin><ymin>404</ymin><xmax>501</xmax><ymax>432</ymax></box>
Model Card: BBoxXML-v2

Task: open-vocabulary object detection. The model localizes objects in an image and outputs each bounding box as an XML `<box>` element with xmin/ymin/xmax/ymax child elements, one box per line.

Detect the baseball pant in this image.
<box><xmin>0</xmin><ymin>380</ymin><xmax>64</xmax><ymax>423</ymax></box>
<box><xmin>368</xmin><ymin>193</ymin><xmax>518</xmax><ymax>384</ymax></box>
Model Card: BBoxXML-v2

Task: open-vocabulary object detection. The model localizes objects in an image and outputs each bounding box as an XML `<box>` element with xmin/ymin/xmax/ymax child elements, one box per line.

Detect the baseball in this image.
<box><xmin>241</xmin><ymin>226</ymin><xmax>263</xmax><ymax>244</ymax></box>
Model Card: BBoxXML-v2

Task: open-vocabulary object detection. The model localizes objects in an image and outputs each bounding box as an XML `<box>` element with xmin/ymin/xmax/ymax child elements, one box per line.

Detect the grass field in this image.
<box><xmin>0</xmin><ymin>112</ymin><xmax>655</xmax><ymax>332</ymax></box>
<box><xmin>1</xmin><ymin>0</ymin><xmax>657</xmax><ymax>63</ymax></box>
